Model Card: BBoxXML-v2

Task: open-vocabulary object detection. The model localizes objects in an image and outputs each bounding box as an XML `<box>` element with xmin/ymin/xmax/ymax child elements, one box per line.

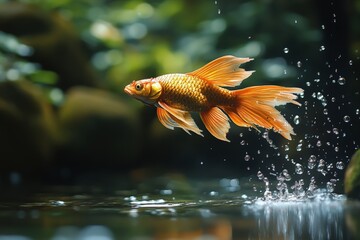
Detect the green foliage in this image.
<box><xmin>1</xmin><ymin>0</ymin><xmax>326</xmax><ymax>98</ymax></box>
<box><xmin>0</xmin><ymin>31</ymin><xmax>62</xmax><ymax>105</ymax></box>
<box><xmin>0</xmin><ymin>32</ymin><xmax>36</xmax><ymax>81</ymax></box>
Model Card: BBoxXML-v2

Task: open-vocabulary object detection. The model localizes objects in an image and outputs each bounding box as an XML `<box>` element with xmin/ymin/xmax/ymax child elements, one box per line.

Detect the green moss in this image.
<box><xmin>345</xmin><ymin>149</ymin><xmax>360</xmax><ymax>199</ymax></box>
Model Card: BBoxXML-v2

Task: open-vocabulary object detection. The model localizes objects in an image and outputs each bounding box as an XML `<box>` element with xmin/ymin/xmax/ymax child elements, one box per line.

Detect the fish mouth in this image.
<box><xmin>124</xmin><ymin>85</ymin><xmax>133</xmax><ymax>95</ymax></box>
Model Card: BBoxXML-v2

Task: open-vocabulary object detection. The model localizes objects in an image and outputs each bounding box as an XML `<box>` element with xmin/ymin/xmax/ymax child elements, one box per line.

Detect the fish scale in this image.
<box><xmin>158</xmin><ymin>73</ymin><xmax>233</xmax><ymax>112</ymax></box>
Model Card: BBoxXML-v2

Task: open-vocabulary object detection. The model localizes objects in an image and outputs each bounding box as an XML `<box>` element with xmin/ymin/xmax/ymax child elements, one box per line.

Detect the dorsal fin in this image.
<box><xmin>187</xmin><ymin>55</ymin><xmax>254</xmax><ymax>87</ymax></box>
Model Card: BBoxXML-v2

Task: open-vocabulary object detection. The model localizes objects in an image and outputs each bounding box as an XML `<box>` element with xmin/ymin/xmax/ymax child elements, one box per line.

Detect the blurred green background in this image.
<box><xmin>0</xmin><ymin>0</ymin><xmax>359</xmax><ymax>186</ymax></box>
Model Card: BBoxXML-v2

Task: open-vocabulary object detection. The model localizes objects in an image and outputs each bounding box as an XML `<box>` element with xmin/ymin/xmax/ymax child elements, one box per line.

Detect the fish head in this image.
<box><xmin>124</xmin><ymin>78</ymin><xmax>162</xmax><ymax>105</ymax></box>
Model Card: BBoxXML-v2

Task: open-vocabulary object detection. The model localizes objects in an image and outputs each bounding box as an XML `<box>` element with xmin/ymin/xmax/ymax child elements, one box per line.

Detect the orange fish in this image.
<box><xmin>124</xmin><ymin>55</ymin><xmax>303</xmax><ymax>142</ymax></box>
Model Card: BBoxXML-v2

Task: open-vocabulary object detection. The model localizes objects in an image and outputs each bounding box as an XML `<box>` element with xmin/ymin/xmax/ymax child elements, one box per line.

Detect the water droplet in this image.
<box><xmin>349</xmin><ymin>60</ymin><xmax>353</xmax><ymax>65</ymax></box>
<box><xmin>323</xmin><ymin>109</ymin><xmax>328</xmax><ymax>115</ymax></box>
<box><xmin>282</xmin><ymin>169</ymin><xmax>292</xmax><ymax>181</ymax></box>
<box><xmin>306</xmin><ymin>82</ymin><xmax>311</xmax><ymax>86</ymax></box>
<box><xmin>263</xmin><ymin>177</ymin><xmax>270</xmax><ymax>186</ymax></box>
<box><xmin>316</xmin><ymin>140</ymin><xmax>322</xmax><ymax>147</ymax></box>
<box><xmin>294</xmin><ymin>19</ymin><xmax>298</xmax><ymax>24</ymax></box>
<box><xmin>215</xmin><ymin>0</ymin><xmax>217</xmax><ymax>4</ymax></box>
<box><xmin>308</xmin><ymin>155</ymin><xmax>317</xmax><ymax>169</ymax></box>
<box><xmin>262</xmin><ymin>131</ymin><xmax>268</xmax><ymax>138</ymax></box>
<box><xmin>334</xmin><ymin>146</ymin><xmax>339</xmax><ymax>152</ymax></box>
<box><xmin>316</xmin><ymin>92</ymin><xmax>324</xmax><ymax>100</ymax></box>
<box><xmin>314</xmin><ymin>78</ymin><xmax>320</xmax><ymax>82</ymax></box>
<box><xmin>343</xmin><ymin>115</ymin><xmax>350</xmax><ymax>122</ymax></box>
<box><xmin>296</xmin><ymin>143</ymin><xmax>302</xmax><ymax>152</ymax></box>
<box><xmin>257</xmin><ymin>171</ymin><xmax>264</xmax><ymax>180</ymax></box>
<box><xmin>317</xmin><ymin>159</ymin><xmax>326</xmax><ymax>172</ymax></box>
<box><xmin>319</xmin><ymin>45</ymin><xmax>325</xmax><ymax>51</ymax></box>
<box><xmin>356</xmin><ymin>109</ymin><xmax>359</xmax><ymax>115</ymax></box>
<box><xmin>330</xmin><ymin>179</ymin><xmax>337</xmax><ymax>184</ymax></box>
<box><xmin>333</xmin><ymin>128</ymin><xmax>339</xmax><ymax>135</ymax></box>
<box><xmin>321</xmin><ymin>25</ymin><xmax>325</xmax><ymax>29</ymax></box>
<box><xmin>326</xmin><ymin>182</ymin><xmax>334</xmax><ymax>192</ymax></box>
<box><xmin>327</xmin><ymin>163</ymin><xmax>334</xmax><ymax>171</ymax></box>
<box><xmin>295</xmin><ymin>163</ymin><xmax>304</xmax><ymax>174</ymax></box>
<box><xmin>244</xmin><ymin>154</ymin><xmax>250</xmax><ymax>161</ymax></box>
<box><xmin>293</xmin><ymin>115</ymin><xmax>300</xmax><ymax>125</ymax></box>
<box><xmin>338</xmin><ymin>77</ymin><xmax>346</xmax><ymax>85</ymax></box>
<box><xmin>297</xmin><ymin>61</ymin><xmax>302</xmax><ymax>67</ymax></box>
<box><xmin>283</xmin><ymin>48</ymin><xmax>289</xmax><ymax>53</ymax></box>
<box><xmin>284</xmin><ymin>145</ymin><xmax>289</xmax><ymax>151</ymax></box>
<box><xmin>336</xmin><ymin>161</ymin><xmax>344</xmax><ymax>170</ymax></box>
<box><xmin>299</xmin><ymin>179</ymin><xmax>304</xmax><ymax>186</ymax></box>
<box><xmin>240</xmin><ymin>140</ymin><xmax>246</xmax><ymax>145</ymax></box>
<box><xmin>209</xmin><ymin>191</ymin><xmax>219</xmax><ymax>196</ymax></box>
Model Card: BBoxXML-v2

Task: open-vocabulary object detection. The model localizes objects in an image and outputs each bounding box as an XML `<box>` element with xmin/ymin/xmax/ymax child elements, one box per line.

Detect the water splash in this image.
<box><xmin>247</xmin><ymin>191</ymin><xmax>347</xmax><ymax>240</ymax></box>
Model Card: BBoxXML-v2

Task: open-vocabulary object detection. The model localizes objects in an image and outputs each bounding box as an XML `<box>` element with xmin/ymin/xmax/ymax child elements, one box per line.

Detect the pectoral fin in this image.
<box><xmin>157</xmin><ymin>102</ymin><xmax>203</xmax><ymax>137</ymax></box>
<box><xmin>157</xmin><ymin>107</ymin><xmax>178</xmax><ymax>130</ymax></box>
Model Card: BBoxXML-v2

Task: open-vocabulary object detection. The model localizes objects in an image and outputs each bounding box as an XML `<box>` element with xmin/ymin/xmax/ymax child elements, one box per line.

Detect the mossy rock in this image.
<box><xmin>345</xmin><ymin>149</ymin><xmax>360</xmax><ymax>199</ymax></box>
<box><xmin>0</xmin><ymin>80</ymin><xmax>58</xmax><ymax>179</ymax></box>
<box><xmin>58</xmin><ymin>87</ymin><xmax>141</xmax><ymax>171</ymax></box>
<box><xmin>0</xmin><ymin>2</ymin><xmax>99</xmax><ymax>90</ymax></box>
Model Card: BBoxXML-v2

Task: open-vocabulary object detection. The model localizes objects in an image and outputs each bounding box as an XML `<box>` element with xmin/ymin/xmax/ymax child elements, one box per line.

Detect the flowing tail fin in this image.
<box><xmin>223</xmin><ymin>85</ymin><xmax>304</xmax><ymax>140</ymax></box>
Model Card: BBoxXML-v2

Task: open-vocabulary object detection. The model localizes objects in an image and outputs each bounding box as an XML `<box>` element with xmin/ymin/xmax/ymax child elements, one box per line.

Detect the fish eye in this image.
<box><xmin>135</xmin><ymin>83</ymin><xmax>143</xmax><ymax>91</ymax></box>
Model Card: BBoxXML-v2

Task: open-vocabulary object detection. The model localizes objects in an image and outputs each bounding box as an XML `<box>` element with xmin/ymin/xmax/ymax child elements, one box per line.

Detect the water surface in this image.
<box><xmin>1</xmin><ymin>178</ymin><xmax>359</xmax><ymax>240</ymax></box>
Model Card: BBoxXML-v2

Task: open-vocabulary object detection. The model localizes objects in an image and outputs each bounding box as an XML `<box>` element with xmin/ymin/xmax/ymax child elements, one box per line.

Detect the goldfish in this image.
<box><xmin>124</xmin><ymin>55</ymin><xmax>303</xmax><ymax>142</ymax></box>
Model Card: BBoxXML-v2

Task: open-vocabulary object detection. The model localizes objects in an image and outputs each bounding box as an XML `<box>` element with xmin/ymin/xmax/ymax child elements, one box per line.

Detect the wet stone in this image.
<box><xmin>344</xmin><ymin>149</ymin><xmax>360</xmax><ymax>199</ymax></box>
<box><xmin>0</xmin><ymin>80</ymin><xmax>58</xmax><ymax>179</ymax></box>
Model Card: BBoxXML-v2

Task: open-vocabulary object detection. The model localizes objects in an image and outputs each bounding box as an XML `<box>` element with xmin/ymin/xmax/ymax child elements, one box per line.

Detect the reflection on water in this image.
<box><xmin>0</xmin><ymin>180</ymin><xmax>359</xmax><ymax>240</ymax></box>
<box><xmin>52</xmin><ymin>225</ymin><xmax>114</xmax><ymax>240</ymax></box>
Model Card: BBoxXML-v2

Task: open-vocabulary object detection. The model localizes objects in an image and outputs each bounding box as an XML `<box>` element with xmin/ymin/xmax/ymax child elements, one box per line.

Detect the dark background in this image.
<box><xmin>0</xmin><ymin>0</ymin><xmax>359</xmax><ymax>189</ymax></box>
